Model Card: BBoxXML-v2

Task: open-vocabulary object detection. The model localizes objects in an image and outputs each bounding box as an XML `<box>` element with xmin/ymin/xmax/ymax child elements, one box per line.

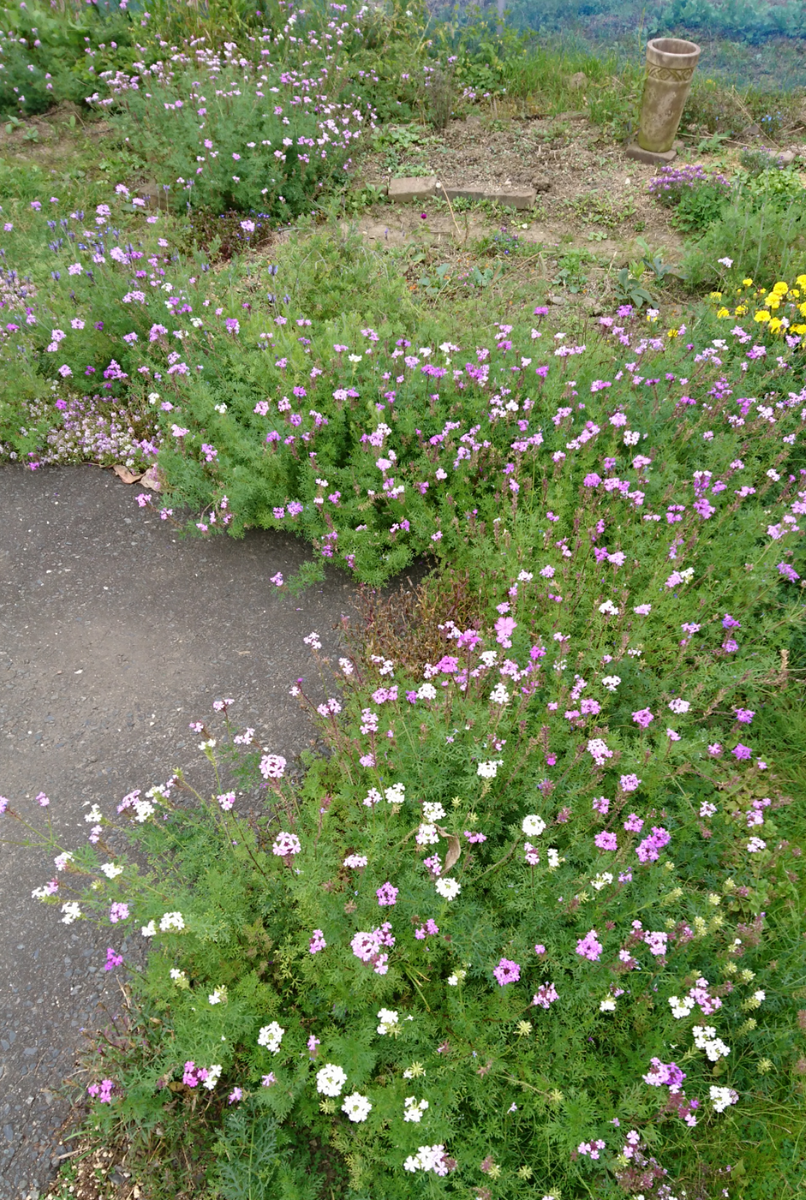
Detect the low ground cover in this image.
<box><xmin>0</xmin><ymin>2</ymin><xmax>805</xmax><ymax>1197</ymax></box>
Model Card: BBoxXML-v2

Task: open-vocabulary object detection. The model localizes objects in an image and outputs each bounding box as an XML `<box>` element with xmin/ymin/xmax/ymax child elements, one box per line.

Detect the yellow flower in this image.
<box><xmin>773</xmin><ymin>281</ymin><xmax>788</xmax><ymax>295</ymax></box>
<box><xmin>792</xmin><ymin>289</ymin><xmax>800</xmax><ymax>299</ymax></box>
<box><xmin>797</xmin><ymin>274</ymin><xmax>806</xmax><ymax>288</ymax></box>
<box><xmin>709</xmin><ymin>291</ymin><xmax>723</xmax><ymax>300</ymax></box>
<box><xmin>667</xmin><ymin>328</ymin><xmax>679</xmax><ymax>338</ymax></box>
<box><xmin>758</xmin><ymin>287</ymin><xmax>767</xmax><ymax>294</ymax></box>
<box><xmin>742</xmin><ymin>278</ymin><xmax>753</xmax><ymax>286</ymax></box>
<box><xmin>793</xmin><ymin>324</ymin><xmax>806</xmax><ymax>336</ymax></box>
<box><xmin>768</xmin><ymin>318</ymin><xmax>782</xmax><ymax>334</ymax></box>
<box><xmin>754</xmin><ymin>310</ymin><xmax>771</xmax><ymax>323</ymax></box>
<box><xmin>766</xmin><ymin>296</ymin><xmax>780</xmax><ymax>310</ymax></box>
<box><xmin>799</xmin><ymin>302</ymin><xmax>806</xmax><ymax>317</ymax></box>
<box><xmin>716</xmin><ymin>307</ymin><xmax>730</xmax><ymax>318</ymax></box>
<box><xmin>735</xmin><ymin>305</ymin><xmax>748</xmax><ymax>315</ymax></box>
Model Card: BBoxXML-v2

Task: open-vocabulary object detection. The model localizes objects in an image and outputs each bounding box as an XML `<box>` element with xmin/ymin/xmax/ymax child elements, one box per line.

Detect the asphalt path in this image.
<box><xmin>0</xmin><ymin>466</ymin><xmax>355</xmax><ymax>1199</ymax></box>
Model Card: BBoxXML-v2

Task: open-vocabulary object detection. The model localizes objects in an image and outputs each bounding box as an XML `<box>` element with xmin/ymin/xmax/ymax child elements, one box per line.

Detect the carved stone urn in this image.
<box><xmin>629</xmin><ymin>37</ymin><xmax>701</xmax><ymax>164</ymax></box>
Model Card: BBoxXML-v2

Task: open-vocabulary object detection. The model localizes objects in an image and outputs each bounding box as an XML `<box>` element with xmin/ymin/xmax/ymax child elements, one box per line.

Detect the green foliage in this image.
<box><xmin>682</xmin><ymin>197</ymin><xmax>806</xmax><ymax>290</ymax></box>
<box><xmin>17</xmin><ymin>305</ymin><xmax>806</xmax><ymax>1193</ymax></box>
<box><xmin>0</xmin><ymin>0</ymin><xmax>141</xmax><ymax>116</ymax></box>
<box><xmin>613</xmin><ymin>266</ymin><xmax>654</xmax><ymax>308</ymax></box>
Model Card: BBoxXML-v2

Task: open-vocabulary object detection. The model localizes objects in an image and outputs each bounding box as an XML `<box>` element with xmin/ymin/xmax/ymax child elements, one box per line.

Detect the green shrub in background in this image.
<box><xmin>8</xmin><ymin>306</ymin><xmax>806</xmax><ymax>1193</ymax></box>
<box><xmin>648</xmin><ymin>164</ymin><xmax>732</xmax><ymax>235</ymax></box>
<box><xmin>682</xmin><ymin>198</ymin><xmax>806</xmax><ymax>291</ymax></box>
<box><xmin>0</xmin><ymin>0</ymin><xmax>141</xmax><ymax>116</ymax></box>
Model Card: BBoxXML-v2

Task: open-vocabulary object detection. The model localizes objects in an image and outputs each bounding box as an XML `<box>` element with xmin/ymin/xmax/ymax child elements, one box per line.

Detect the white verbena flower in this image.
<box><xmin>489</xmin><ymin>682</ymin><xmax>510</xmax><ymax>705</ymax></box>
<box><xmin>447</xmin><ymin>970</ymin><xmax>466</xmax><ymax>986</ymax></box>
<box><xmin>100</xmin><ymin>862</ymin><xmax>124</xmax><ymax>879</ymax></box>
<box><xmin>60</xmin><ymin>902</ymin><xmax>81</xmax><ymax>924</ymax></box>
<box><xmin>521</xmin><ymin>814</ymin><xmax>546</xmax><ymax>837</ymax></box>
<box><xmin>422</xmin><ymin>802</ymin><xmax>445</xmax><ymax>822</ymax></box>
<box><xmin>477</xmin><ymin>759</ymin><xmax>502</xmax><ymax>779</ymax></box>
<box><xmin>160</xmin><ymin>911</ymin><xmax>185</xmax><ymax>933</ymax></box>
<box><xmin>435</xmin><ymin>878</ymin><xmax>461</xmax><ymax>900</ymax></box>
<box><xmin>257</xmin><ymin>1022</ymin><xmax>285</xmax><ymax>1054</ymax></box>
<box><xmin>591</xmin><ymin>872</ymin><xmax>613</xmax><ymax>891</ymax></box>
<box><xmin>202</xmin><ymin>1064</ymin><xmax>222</xmax><ymax>1090</ymax></box>
<box><xmin>208</xmin><ymin>987</ymin><xmax>227</xmax><ymax>1005</ymax></box>
<box><xmin>416</xmin><ymin>823</ymin><xmax>440</xmax><ymax>846</ymax></box>
<box><xmin>668</xmin><ymin>698</ymin><xmax>690</xmax><ymax>715</ymax></box>
<box><xmin>601</xmin><ymin>675</ymin><xmax>621</xmax><ymax>692</ymax></box>
<box><xmin>403</xmin><ymin>1096</ymin><xmax>429</xmax><ymax>1122</ymax></box>
<box><xmin>133</xmin><ymin>799</ymin><xmax>155</xmax><ymax>822</ymax></box>
<box><xmin>710</xmin><ymin>1084</ymin><xmax>739</xmax><ymax>1113</ymax></box>
<box><xmin>598</xmin><ymin>600</ymin><xmax>620</xmax><ymax>616</ymax></box>
<box><xmin>669</xmin><ymin>995</ymin><xmax>695</xmax><ymax>1019</ymax></box>
<box><xmin>342</xmin><ymin>1092</ymin><xmax>372</xmax><ymax>1122</ymax></box>
<box><xmin>377</xmin><ymin>1008</ymin><xmax>399</xmax><ymax>1035</ymax></box>
<box><xmin>599</xmin><ymin>997</ymin><xmax>617</xmax><ymax>1013</ymax></box>
<box><xmin>417</xmin><ymin>683</ymin><xmax>437</xmax><ymax>701</ymax></box>
<box><xmin>385</xmin><ymin>783</ymin><xmax>406</xmax><ymax>804</ymax></box>
<box><xmin>547</xmin><ymin>848</ymin><xmax>565</xmax><ymax>870</ymax></box>
<box><xmin>316</xmin><ymin>1063</ymin><xmax>347</xmax><ymax>1096</ymax></box>
<box><xmin>84</xmin><ymin>805</ymin><xmax>103</xmax><ymax>823</ymax></box>
<box><xmin>141</xmin><ymin>920</ymin><xmax>157</xmax><ymax>938</ymax></box>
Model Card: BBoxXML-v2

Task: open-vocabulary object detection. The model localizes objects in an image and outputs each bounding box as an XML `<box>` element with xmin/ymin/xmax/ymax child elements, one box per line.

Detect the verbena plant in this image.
<box><xmin>5</xmin><ymin>267</ymin><xmax>806</xmax><ymax>1197</ymax></box>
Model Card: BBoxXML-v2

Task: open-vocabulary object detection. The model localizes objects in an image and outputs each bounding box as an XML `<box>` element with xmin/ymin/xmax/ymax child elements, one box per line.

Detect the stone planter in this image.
<box><xmin>637</xmin><ymin>37</ymin><xmax>701</xmax><ymax>156</ymax></box>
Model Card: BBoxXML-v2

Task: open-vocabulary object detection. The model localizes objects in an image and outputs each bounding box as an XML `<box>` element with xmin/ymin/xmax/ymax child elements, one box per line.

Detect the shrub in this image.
<box><xmin>648</xmin><ymin>165</ymin><xmax>732</xmax><ymax>235</ymax></box>
<box><xmin>92</xmin><ymin>26</ymin><xmax>376</xmax><ymax>220</ymax></box>
<box><xmin>682</xmin><ymin>197</ymin><xmax>806</xmax><ymax>290</ymax></box>
<box><xmin>10</xmin><ymin>303</ymin><xmax>806</xmax><ymax>1193</ymax></box>
<box><xmin>0</xmin><ymin>0</ymin><xmax>141</xmax><ymax>117</ymax></box>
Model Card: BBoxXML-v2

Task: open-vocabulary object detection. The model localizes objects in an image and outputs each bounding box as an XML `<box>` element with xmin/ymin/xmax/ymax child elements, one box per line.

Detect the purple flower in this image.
<box><xmin>732</xmin><ymin>743</ymin><xmax>752</xmax><ymax>760</ymax></box>
<box><xmin>623</xmin><ymin>813</ymin><xmax>644</xmax><ymax>833</ymax></box>
<box><xmin>734</xmin><ymin>708</ymin><xmax>754</xmax><ymax>723</ymax></box>
<box><xmin>109</xmin><ymin>902</ymin><xmax>130</xmax><ymax>923</ymax></box>
<box><xmin>576</xmin><ymin>930</ymin><xmax>603</xmax><ymax>961</ymax></box>
<box><xmin>104</xmin><ymin>947</ymin><xmax>123</xmax><ymax>971</ymax></box>
<box><xmin>309</xmin><ymin>929</ymin><xmax>326</xmax><ymax>953</ymax></box>
<box><xmin>635</xmin><ymin>826</ymin><xmax>671</xmax><ymax>863</ymax></box>
<box><xmin>532</xmin><ymin>981</ymin><xmax>558</xmax><ymax>1007</ymax></box>
<box><xmin>722</xmin><ymin>613</ymin><xmax>741</xmax><ymax>629</ymax></box>
<box><xmin>376</xmin><ymin>882</ymin><xmax>399</xmax><ymax>907</ymax></box>
<box><xmin>493</xmin><ymin>957</ymin><xmax>520</xmax><ymax>986</ymax></box>
<box><xmin>620</xmin><ymin>775</ymin><xmax>641</xmax><ymax>793</ymax></box>
<box><xmin>777</xmin><ymin>562</ymin><xmax>800</xmax><ymax>582</ymax></box>
<box><xmin>225</xmin><ymin>318</ymin><xmax>240</xmax><ymax>335</ymax></box>
<box><xmin>228</xmin><ymin>1088</ymin><xmax>243</xmax><ymax>1104</ymax></box>
<box><xmin>495</xmin><ymin>615</ymin><xmax>516</xmax><ymax>646</ymax></box>
<box><xmin>594</xmin><ymin>831</ymin><xmax>618</xmax><ymax>851</ymax></box>
<box><xmin>632</xmin><ymin>708</ymin><xmax>654</xmax><ymax>729</ymax></box>
<box><xmin>36</xmin><ymin>792</ymin><xmax>50</xmax><ymax>807</ymax></box>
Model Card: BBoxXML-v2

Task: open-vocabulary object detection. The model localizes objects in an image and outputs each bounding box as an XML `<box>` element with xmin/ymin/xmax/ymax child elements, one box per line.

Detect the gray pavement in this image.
<box><xmin>0</xmin><ymin>466</ymin><xmax>355</xmax><ymax>1199</ymax></box>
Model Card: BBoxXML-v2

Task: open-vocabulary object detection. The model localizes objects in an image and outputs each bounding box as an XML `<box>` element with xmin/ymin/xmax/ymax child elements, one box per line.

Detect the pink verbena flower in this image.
<box><xmin>272</xmin><ymin>831</ymin><xmax>301</xmax><ymax>856</ymax></box>
<box><xmin>595</xmin><ymin>831</ymin><xmax>618</xmax><ymax>851</ymax></box>
<box><xmin>493</xmin><ymin>958</ymin><xmax>520</xmax><ymax>986</ymax></box>
<box><xmin>376</xmin><ymin>882</ymin><xmax>399</xmax><ymax>907</ymax></box>
<box><xmin>532</xmin><ymin>981</ymin><xmax>559</xmax><ymax>1007</ymax></box>
<box><xmin>576</xmin><ymin>930</ymin><xmax>603</xmax><ymax>961</ymax></box>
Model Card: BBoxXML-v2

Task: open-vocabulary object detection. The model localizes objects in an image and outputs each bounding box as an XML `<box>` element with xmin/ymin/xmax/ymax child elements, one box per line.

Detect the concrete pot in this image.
<box><xmin>637</xmin><ymin>37</ymin><xmax>701</xmax><ymax>154</ymax></box>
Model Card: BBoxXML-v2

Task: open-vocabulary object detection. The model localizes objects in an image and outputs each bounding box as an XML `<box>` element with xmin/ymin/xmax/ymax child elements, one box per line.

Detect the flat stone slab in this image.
<box><xmin>442</xmin><ymin>185</ymin><xmax>536</xmax><ymax>210</ymax></box>
<box><xmin>388</xmin><ymin>176</ymin><xmax>437</xmax><ymax>202</ymax></box>
<box><xmin>625</xmin><ymin>143</ymin><xmax>677</xmax><ymax>165</ymax></box>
